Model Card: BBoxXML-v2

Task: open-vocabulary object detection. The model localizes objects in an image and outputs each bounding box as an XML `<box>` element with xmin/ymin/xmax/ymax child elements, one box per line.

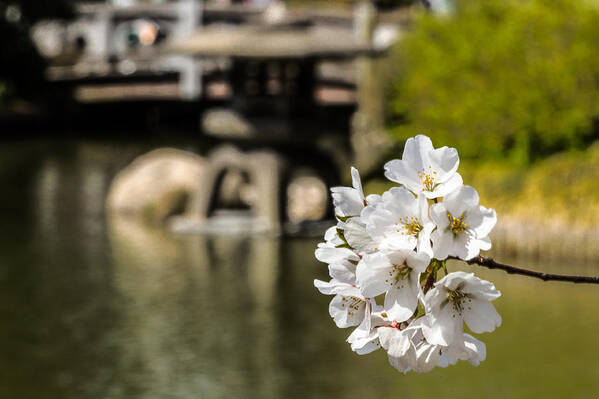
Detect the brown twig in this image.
<box><xmin>423</xmin><ymin>271</ymin><xmax>437</xmax><ymax>293</ymax></box>
<box><xmin>449</xmin><ymin>256</ymin><xmax>599</xmax><ymax>285</ymax></box>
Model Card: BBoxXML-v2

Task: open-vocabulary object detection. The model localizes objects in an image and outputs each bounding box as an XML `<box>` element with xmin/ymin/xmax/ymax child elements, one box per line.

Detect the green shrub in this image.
<box><xmin>388</xmin><ymin>0</ymin><xmax>599</xmax><ymax>164</ymax></box>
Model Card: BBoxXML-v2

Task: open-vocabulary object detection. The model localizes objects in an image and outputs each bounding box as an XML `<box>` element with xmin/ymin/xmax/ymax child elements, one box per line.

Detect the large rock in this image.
<box><xmin>172</xmin><ymin>145</ymin><xmax>286</xmax><ymax>235</ymax></box>
<box><xmin>286</xmin><ymin>170</ymin><xmax>328</xmax><ymax>223</ymax></box>
<box><xmin>106</xmin><ymin>148</ymin><xmax>204</xmax><ymax>223</ymax></box>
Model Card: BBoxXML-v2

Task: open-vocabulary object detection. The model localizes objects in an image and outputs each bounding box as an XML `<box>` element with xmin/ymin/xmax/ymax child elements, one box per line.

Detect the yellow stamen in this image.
<box><xmin>447</xmin><ymin>212</ymin><xmax>468</xmax><ymax>235</ymax></box>
<box><xmin>397</xmin><ymin>215</ymin><xmax>422</xmax><ymax>237</ymax></box>
<box><xmin>417</xmin><ymin>165</ymin><xmax>437</xmax><ymax>191</ymax></box>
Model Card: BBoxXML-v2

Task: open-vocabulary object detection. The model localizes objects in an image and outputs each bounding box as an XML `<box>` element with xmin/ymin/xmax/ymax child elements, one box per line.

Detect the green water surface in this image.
<box><xmin>0</xmin><ymin>141</ymin><xmax>598</xmax><ymax>398</ymax></box>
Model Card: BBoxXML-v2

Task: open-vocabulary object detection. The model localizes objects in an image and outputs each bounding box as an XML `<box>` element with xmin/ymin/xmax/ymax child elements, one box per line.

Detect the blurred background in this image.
<box><xmin>1</xmin><ymin>0</ymin><xmax>599</xmax><ymax>397</ymax></box>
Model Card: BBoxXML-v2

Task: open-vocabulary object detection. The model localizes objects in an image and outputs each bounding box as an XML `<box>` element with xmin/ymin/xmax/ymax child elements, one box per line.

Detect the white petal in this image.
<box><xmin>321</xmin><ymin>227</ymin><xmax>344</xmax><ymax>247</ymax></box>
<box><xmin>463</xmin><ymin>333</ymin><xmax>486</xmax><ymax>366</ymax></box>
<box><xmin>347</xmin><ymin>313</ymin><xmax>381</xmax><ymax>355</ymax></box>
<box><xmin>383</xmin><ymin>159</ymin><xmax>421</xmax><ymax>191</ymax></box>
<box><xmin>417</xmin><ymin>222</ymin><xmax>435</xmax><ymax>257</ymax></box>
<box><xmin>465</xmin><ymin>206</ymin><xmax>497</xmax><ymax>238</ymax></box>
<box><xmin>431</xmin><ymin>229</ymin><xmax>452</xmax><ymax>260</ymax></box>
<box><xmin>379</xmin><ymin>327</ymin><xmax>411</xmax><ymax>358</ymax></box>
<box><xmin>436</xmin><ymin>271</ymin><xmax>473</xmax><ymax>291</ymax></box>
<box><xmin>403</xmin><ymin>135</ymin><xmax>434</xmax><ymax>170</ymax></box>
<box><xmin>341</xmin><ymin>218</ymin><xmax>378</xmax><ymax>253</ymax></box>
<box><xmin>364</xmin><ymin>189</ymin><xmax>422</xmax><ymax>252</ymax></box>
<box><xmin>385</xmin><ymin>250</ymin><xmax>409</xmax><ymax>267</ymax></box>
<box><xmin>378</xmin><ymin>327</ymin><xmax>399</xmax><ymax>350</ymax></box>
<box><xmin>478</xmin><ymin>236</ymin><xmax>492</xmax><ymax>251</ymax></box>
<box><xmin>356</xmin><ymin>253</ymin><xmax>392</xmax><ymax>298</ymax></box>
<box><xmin>380</xmin><ymin>233</ymin><xmax>418</xmax><ymax>252</ymax></box>
<box><xmin>314</xmin><ymin>279</ymin><xmax>356</xmax><ymax>295</ymax></box>
<box><xmin>354</xmin><ymin>340</ymin><xmax>381</xmax><ymax>355</ymax></box>
<box><xmin>417</xmin><ymin>193</ymin><xmax>431</xmax><ymax>224</ymax></box>
<box><xmin>443</xmin><ymin>185</ymin><xmax>479</xmax><ymax>217</ymax></box>
<box><xmin>423</xmin><ymin>284</ymin><xmax>447</xmax><ymax>312</ymax></box>
<box><xmin>328</xmin><ymin>263</ymin><xmax>357</xmax><ymax>285</ymax></box>
<box><xmin>453</xmin><ymin>233</ymin><xmax>480</xmax><ymax>260</ymax></box>
<box><xmin>384</xmin><ymin>278</ymin><xmax>418</xmax><ymax>323</ymax></box>
<box><xmin>423</xmin><ymin>304</ymin><xmax>461</xmax><ymax>346</ymax></box>
<box><xmin>388</xmin><ymin>350</ymin><xmax>415</xmax><ymax>374</ymax></box>
<box><xmin>364</xmin><ymin>208</ymin><xmax>394</xmax><ymax>239</ymax></box>
<box><xmin>329</xmin><ymin>294</ymin><xmax>366</xmax><ymax>328</ymax></box>
<box><xmin>350</xmin><ymin>166</ymin><xmax>365</xmax><ymax>201</ymax></box>
<box><xmin>424</xmin><ymin>173</ymin><xmax>463</xmax><ymax>199</ymax></box>
<box><xmin>314</xmin><ymin>279</ymin><xmax>334</xmax><ymax>294</ymax></box>
<box><xmin>437</xmin><ymin>352</ymin><xmax>457</xmax><ymax>368</ymax></box>
<box><xmin>360</xmin><ymin>203</ymin><xmax>379</xmax><ymax>222</ymax></box>
<box><xmin>463</xmin><ymin>298</ymin><xmax>502</xmax><ymax>334</ymax></box>
<box><xmin>331</xmin><ymin>187</ymin><xmax>363</xmax><ymax>217</ymax></box>
<box><xmin>384</xmin><ymin>187</ymin><xmax>419</xmax><ymax>219</ymax></box>
<box><xmin>365</xmin><ymin>193</ymin><xmax>382</xmax><ymax>206</ymax></box>
<box><xmin>315</xmin><ymin>246</ymin><xmax>359</xmax><ymax>265</ymax></box>
<box><xmin>380</xmin><ymin>325</ymin><xmax>418</xmax><ymax>373</ymax></box>
<box><xmin>430</xmin><ymin>203</ymin><xmax>449</xmax><ymax>230</ymax></box>
<box><xmin>406</xmin><ymin>251</ymin><xmax>431</xmax><ymax>274</ymax></box>
<box><xmin>462</xmin><ymin>276</ymin><xmax>501</xmax><ymax>301</ymax></box>
<box><xmin>429</xmin><ymin>145</ymin><xmax>459</xmax><ymax>182</ymax></box>
<box><xmin>413</xmin><ymin>342</ymin><xmax>441</xmax><ymax>373</ymax></box>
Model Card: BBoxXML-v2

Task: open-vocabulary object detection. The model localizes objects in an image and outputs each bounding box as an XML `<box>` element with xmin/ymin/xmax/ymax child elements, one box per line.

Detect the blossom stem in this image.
<box><xmin>451</xmin><ymin>256</ymin><xmax>599</xmax><ymax>285</ymax></box>
<box><xmin>422</xmin><ymin>260</ymin><xmax>440</xmax><ymax>293</ymax></box>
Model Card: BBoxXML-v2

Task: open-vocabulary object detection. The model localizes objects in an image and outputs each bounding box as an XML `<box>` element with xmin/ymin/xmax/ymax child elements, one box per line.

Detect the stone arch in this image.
<box><xmin>188</xmin><ymin>145</ymin><xmax>287</xmax><ymax>234</ymax></box>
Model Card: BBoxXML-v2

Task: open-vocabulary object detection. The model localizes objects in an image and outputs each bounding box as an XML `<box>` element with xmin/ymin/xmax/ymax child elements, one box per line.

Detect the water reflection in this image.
<box><xmin>1</xmin><ymin>141</ymin><xmax>599</xmax><ymax>398</ymax></box>
<box><xmin>107</xmin><ymin>216</ymin><xmax>286</xmax><ymax>398</ymax></box>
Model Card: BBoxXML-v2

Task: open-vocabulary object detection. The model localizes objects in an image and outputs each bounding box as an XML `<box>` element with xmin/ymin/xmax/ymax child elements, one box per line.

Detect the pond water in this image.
<box><xmin>1</xmin><ymin>140</ymin><xmax>598</xmax><ymax>398</ymax></box>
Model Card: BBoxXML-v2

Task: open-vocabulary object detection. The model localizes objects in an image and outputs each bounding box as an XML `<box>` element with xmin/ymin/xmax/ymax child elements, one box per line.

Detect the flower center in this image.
<box><xmin>341</xmin><ymin>296</ymin><xmax>364</xmax><ymax>316</ymax></box>
<box><xmin>418</xmin><ymin>166</ymin><xmax>438</xmax><ymax>191</ymax></box>
<box><xmin>447</xmin><ymin>212</ymin><xmax>468</xmax><ymax>235</ymax></box>
<box><xmin>385</xmin><ymin>264</ymin><xmax>411</xmax><ymax>290</ymax></box>
<box><xmin>447</xmin><ymin>289</ymin><xmax>472</xmax><ymax>316</ymax></box>
<box><xmin>395</xmin><ymin>216</ymin><xmax>422</xmax><ymax>237</ymax></box>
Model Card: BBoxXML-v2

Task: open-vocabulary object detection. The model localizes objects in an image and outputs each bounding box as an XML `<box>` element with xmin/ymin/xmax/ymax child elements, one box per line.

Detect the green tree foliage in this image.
<box><xmin>388</xmin><ymin>0</ymin><xmax>599</xmax><ymax>164</ymax></box>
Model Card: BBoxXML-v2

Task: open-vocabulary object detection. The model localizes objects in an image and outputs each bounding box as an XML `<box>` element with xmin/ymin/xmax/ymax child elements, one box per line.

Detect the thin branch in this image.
<box><xmin>450</xmin><ymin>256</ymin><xmax>599</xmax><ymax>285</ymax></box>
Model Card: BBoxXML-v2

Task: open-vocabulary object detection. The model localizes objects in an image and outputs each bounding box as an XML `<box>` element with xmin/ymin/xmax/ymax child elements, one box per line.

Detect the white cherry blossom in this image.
<box><xmin>423</xmin><ymin>271</ymin><xmax>501</xmax><ymax>346</ymax></box>
<box><xmin>438</xmin><ymin>332</ymin><xmax>486</xmax><ymax>368</ymax></box>
<box><xmin>327</xmin><ymin>288</ymin><xmax>369</xmax><ymax>328</ymax></box>
<box><xmin>339</xmin><ymin>217</ymin><xmax>378</xmax><ymax>254</ymax></box>
<box><xmin>430</xmin><ymin>185</ymin><xmax>497</xmax><ymax>260</ymax></box>
<box><xmin>377</xmin><ymin>318</ymin><xmax>440</xmax><ymax>374</ymax></box>
<box><xmin>356</xmin><ymin>251</ymin><xmax>430</xmax><ymax>322</ymax></box>
<box><xmin>314</xmin><ymin>280</ymin><xmax>369</xmax><ymax>328</ymax></box>
<box><xmin>314</xmin><ymin>135</ymin><xmax>503</xmax><ymax>374</ymax></box>
<box><xmin>379</xmin><ymin>316</ymin><xmax>487</xmax><ymax>373</ymax></box>
<box><xmin>384</xmin><ymin>135</ymin><xmax>463</xmax><ymax>198</ymax></box>
<box><xmin>315</xmin><ymin>245</ymin><xmax>359</xmax><ymax>265</ymax></box>
<box><xmin>331</xmin><ymin>166</ymin><xmax>366</xmax><ymax>217</ymax></box>
<box><xmin>316</xmin><ymin>226</ymin><xmax>344</xmax><ymax>249</ymax></box>
<box><xmin>379</xmin><ymin>318</ymin><xmax>440</xmax><ymax>374</ymax></box>
<box><xmin>346</xmin><ymin>306</ymin><xmax>387</xmax><ymax>355</ymax></box>
<box><xmin>414</xmin><ymin>316</ymin><xmax>487</xmax><ymax>369</ymax></box>
<box><xmin>362</xmin><ymin>187</ymin><xmax>434</xmax><ymax>255</ymax></box>
<box><xmin>378</xmin><ymin>324</ymin><xmax>416</xmax><ymax>374</ymax></box>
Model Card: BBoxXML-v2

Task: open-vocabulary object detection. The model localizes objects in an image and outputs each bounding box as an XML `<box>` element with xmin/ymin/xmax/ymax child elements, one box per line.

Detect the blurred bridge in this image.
<box><xmin>32</xmin><ymin>1</ymin><xmax>391</xmax><ymax>104</ymax></box>
<box><xmin>30</xmin><ymin>0</ymin><xmax>404</xmax><ymax>233</ymax></box>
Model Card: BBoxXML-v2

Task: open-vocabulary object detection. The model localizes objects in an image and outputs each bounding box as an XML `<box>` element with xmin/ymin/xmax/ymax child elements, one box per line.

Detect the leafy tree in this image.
<box><xmin>387</xmin><ymin>0</ymin><xmax>599</xmax><ymax>164</ymax></box>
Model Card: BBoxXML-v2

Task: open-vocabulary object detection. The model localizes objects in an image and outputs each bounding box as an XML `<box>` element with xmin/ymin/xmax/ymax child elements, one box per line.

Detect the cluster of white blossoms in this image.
<box><xmin>314</xmin><ymin>135</ymin><xmax>501</xmax><ymax>374</ymax></box>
